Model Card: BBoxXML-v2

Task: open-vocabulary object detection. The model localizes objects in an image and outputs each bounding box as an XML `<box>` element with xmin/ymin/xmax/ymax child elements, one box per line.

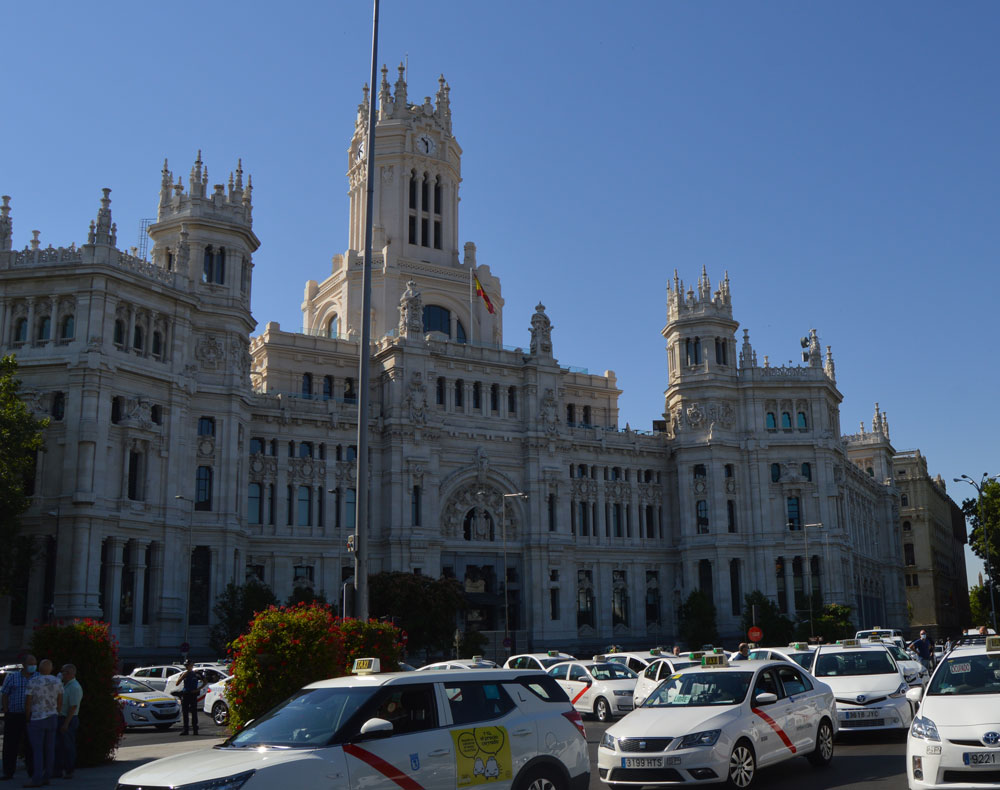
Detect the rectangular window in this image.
<box><xmin>286</xmin><ymin>485</ymin><xmax>294</xmax><ymax>525</ymax></box>
<box><xmin>696</xmin><ymin>499</ymin><xmax>709</xmax><ymax>534</ymax></box>
<box><xmin>195</xmin><ymin>466</ymin><xmax>213</xmax><ymax>511</ymax></box>
<box><xmin>729</xmin><ymin>559</ymin><xmax>741</xmax><ymax>616</ymax></box>
<box><xmin>904</xmin><ymin>543</ymin><xmax>915</xmax><ymax>566</ymax></box>
<box><xmin>317</xmin><ymin>487</ymin><xmax>325</xmax><ymax>528</ymax></box>
<box><xmin>787</xmin><ymin>497</ymin><xmax>801</xmax><ymax>530</ymax></box>
<box><xmin>346</xmin><ymin>488</ymin><xmax>357</xmax><ymax>531</ymax></box>
<box><xmin>412</xmin><ymin>485</ymin><xmax>422</xmax><ymax>527</ymax></box>
<box><xmin>434</xmin><ymin>220</ymin><xmax>442</xmax><ymax>250</ymax></box>
<box><xmin>550</xmin><ymin>588</ymin><xmax>560</xmax><ymax>620</ymax></box>
<box><xmin>548</xmin><ymin>494</ymin><xmax>556</xmax><ymax>533</ymax></box>
<box><xmin>335</xmin><ymin>488</ymin><xmax>342</xmax><ymax>529</ymax></box>
<box><xmin>727</xmin><ymin>500</ymin><xmax>736</xmax><ymax>533</ymax></box>
<box><xmin>268</xmin><ymin>484</ymin><xmax>275</xmax><ymax>525</ymax></box>
<box><xmin>197</xmin><ymin>416</ymin><xmax>215</xmax><ymax>436</ymax></box>
<box><xmin>248</xmin><ymin>483</ymin><xmax>262</xmax><ymax>525</ymax></box>
<box><xmin>188</xmin><ymin>546</ymin><xmax>211</xmax><ymax>626</ymax></box>
<box><xmin>408</xmin><ymin>215</ymin><xmax>417</xmax><ymax>245</ymax></box>
<box><xmin>421</xmin><ymin>218</ymin><xmax>429</xmax><ymax>247</ymax></box>
<box><xmin>776</xmin><ymin>556</ymin><xmax>787</xmax><ymax>613</ymax></box>
<box><xmin>613</xmin><ymin>503</ymin><xmax>622</xmax><ymax>538</ymax></box>
<box><xmin>127</xmin><ymin>451</ymin><xmax>144</xmax><ymax>501</ymax></box>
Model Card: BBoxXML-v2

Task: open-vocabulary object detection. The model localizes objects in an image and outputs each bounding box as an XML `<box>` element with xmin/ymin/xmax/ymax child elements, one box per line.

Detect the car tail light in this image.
<box><xmin>562</xmin><ymin>709</ymin><xmax>586</xmax><ymax>739</ymax></box>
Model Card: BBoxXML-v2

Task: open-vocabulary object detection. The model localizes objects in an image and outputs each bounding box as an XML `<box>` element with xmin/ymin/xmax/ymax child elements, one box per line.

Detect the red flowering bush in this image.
<box><xmin>30</xmin><ymin>619</ymin><xmax>123</xmax><ymax>766</ymax></box>
<box><xmin>227</xmin><ymin>602</ymin><xmax>404</xmax><ymax>731</ymax></box>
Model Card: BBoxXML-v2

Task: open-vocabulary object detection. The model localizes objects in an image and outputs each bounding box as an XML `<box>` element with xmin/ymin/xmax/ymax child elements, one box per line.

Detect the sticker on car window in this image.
<box><xmin>950</xmin><ymin>663</ymin><xmax>971</xmax><ymax>674</ymax></box>
<box><xmin>672</xmin><ymin>694</ymin><xmax>692</xmax><ymax>704</ymax></box>
<box><xmin>452</xmin><ymin>726</ymin><xmax>512</xmax><ymax>786</ymax></box>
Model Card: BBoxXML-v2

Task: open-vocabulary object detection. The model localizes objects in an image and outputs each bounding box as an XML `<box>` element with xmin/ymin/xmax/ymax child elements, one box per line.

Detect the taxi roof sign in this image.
<box><xmin>867</xmin><ymin>635</ymin><xmax>883</xmax><ymax>642</ymax></box>
<box><xmin>687</xmin><ymin>651</ymin><xmax>706</xmax><ymax>660</ymax></box>
<box><xmin>547</xmin><ymin>650</ymin><xmax>561</xmax><ymax>657</ymax></box>
<box><xmin>789</xmin><ymin>642</ymin><xmax>809</xmax><ymax>650</ymax></box>
<box><xmin>702</xmin><ymin>653</ymin><xmax>729</xmax><ymax>667</ymax></box>
<box><xmin>649</xmin><ymin>648</ymin><xmax>662</xmax><ymax>656</ymax></box>
<box><xmin>986</xmin><ymin>636</ymin><xmax>1000</xmax><ymax>653</ymax></box>
<box><xmin>839</xmin><ymin>639</ymin><xmax>860</xmax><ymax>647</ymax></box>
<box><xmin>352</xmin><ymin>657</ymin><xmax>380</xmax><ymax>675</ymax></box>
<box><xmin>712</xmin><ymin>647</ymin><xmax>725</xmax><ymax>654</ymax></box>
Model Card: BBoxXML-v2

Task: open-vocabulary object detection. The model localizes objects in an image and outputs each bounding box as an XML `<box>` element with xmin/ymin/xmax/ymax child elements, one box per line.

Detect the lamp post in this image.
<box><xmin>500</xmin><ymin>493</ymin><xmax>528</xmax><ymax>655</ymax></box>
<box><xmin>802</xmin><ymin>522</ymin><xmax>824</xmax><ymax>640</ymax></box>
<box><xmin>953</xmin><ymin>473</ymin><xmax>1000</xmax><ymax>633</ymax></box>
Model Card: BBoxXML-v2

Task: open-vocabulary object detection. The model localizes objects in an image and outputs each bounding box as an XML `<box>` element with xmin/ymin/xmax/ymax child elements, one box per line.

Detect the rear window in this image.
<box><xmin>516</xmin><ymin>675</ymin><xmax>569</xmax><ymax>703</ymax></box>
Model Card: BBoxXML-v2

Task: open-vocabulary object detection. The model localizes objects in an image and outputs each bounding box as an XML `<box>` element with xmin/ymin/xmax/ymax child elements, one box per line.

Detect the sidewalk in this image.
<box><xmin>22</xmin><ymin>734</ymin><xmax>224</xmax><ymax>790</ymax></box>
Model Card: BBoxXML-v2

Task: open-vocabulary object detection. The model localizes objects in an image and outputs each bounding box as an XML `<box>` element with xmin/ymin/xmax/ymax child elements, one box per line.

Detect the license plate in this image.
<box><xmin>844</xmin><ymin>710</ymin><xmax>880</xmax><ymax>720</ymax></box>
<box><xmin>622</xmin><ymin>757</ymin><xmax>663</xmax><ymax>768</ymax></box>
<box><xmin>964</xmin><ymin>752</ymin><xmax>1000</xmax><ymax>765</ymax></box>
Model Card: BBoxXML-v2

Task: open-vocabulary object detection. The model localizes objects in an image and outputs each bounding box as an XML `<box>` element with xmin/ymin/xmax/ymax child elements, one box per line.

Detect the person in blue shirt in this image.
<box><xmin>732</xmin><ymin>643</ymin><xmax>750</xmax><ymax>661</ymax></box>
<box><xmin>176</xmin><ymin>663</ymin><xmax>205</xmax><ymax>736</ymax></box>
<box><xmin>1</xmin><ymin>655</ymin><xmax>38</xmax><ymax>780</ymax></box>
<box><xmin>909</xmin><ymin>630</ymin><xmax>934</xmax><ymax>672</ymax></box>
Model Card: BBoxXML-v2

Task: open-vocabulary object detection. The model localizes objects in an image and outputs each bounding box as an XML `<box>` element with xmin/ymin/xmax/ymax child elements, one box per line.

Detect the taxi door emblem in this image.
<box><xmin>983</xmin><ymin>732</ymin><xmax>1000</xmax><ymax>746</ymax></box>
<box><xmin>410</xmin><ymin>753</ymin><xmax>420</xmax><ymax>770</ymax></box>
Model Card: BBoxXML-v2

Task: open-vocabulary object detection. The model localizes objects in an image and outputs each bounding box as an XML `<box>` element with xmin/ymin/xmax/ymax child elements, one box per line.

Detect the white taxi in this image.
<box><xmin>548</xmin><ymin>660</ymin><xmax>639</xmax><ymax>722</ymax></box>
<box><xmin>632</xmin><ymin>656</ymin><xmax>699</xmax><ymax>707</ymax></box>
<box><xmin>503</xmin><ymin>651</ymin><xmax>576</xmax><ymax>671</ymax></box>
<box><xmin>118</xmin><ymin>658</ymin><xmax>591</xmax><ymax>790</ymax></box>
<box><xmin>599</xmin><ymin>653</ymin><xmax>837</xmax><ymax>787</ymax></box>
<box><xmin>745</xmin><ymin>643</ymin><xmax>816</xmax><ymax>672</ymax></box>
<box><xmin>807</xmin><ymin>639</ymin><xmax>913</xmax><ymax>732</ymax></box>
<box><xmin>905</xmin><ymin>635</ymin><xmax>1000</xmax><ymax>789</ymax></box>
<box><xmin>601</xmin><ymin>650</ymin><xmax>670</xmax><ymax>675</ymax></box>
<box><xmin>202</xmin><ymin>675</ymin><xmax>233</xmax><ymax>726</ymax></box>
<box><xmin>417</xmin><ymin>657</ymin><xmax>499</xmax><ymax>671</ymax></box>
<box><xmin>114</xmin><ymin>675</ymin><xmax>181</xmax><ymax>730</ymax></box>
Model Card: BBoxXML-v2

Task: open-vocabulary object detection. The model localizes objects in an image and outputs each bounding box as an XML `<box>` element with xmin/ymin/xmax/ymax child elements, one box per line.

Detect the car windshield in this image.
<box><xmin>814</xmin><ymin>650</ymin><xmax>896</xmax><ymax>677</ymax></box>
<box><xmin>538</xmin><ymin>657</ymin><xmax>568</xmax><ymax>669</ymax></box>
<box><xmin>788</xmin><ymin>653</ymin><xmax>813</xmax><ymax>670</ymax></box>
<box><xmin>927</xmin><ymin>654</ymin><xmax>1000</xmax><ymax>696</ymax></box>
<box><xmin>644</xmin><ymin>671</ymin><xmax>753</xmax><ymax>707</ymax></box>
<box><xmin>222</xmin><ymin>687</ymin><xmax>375</xmax><ymax>748</ymax></box>
<box><xmin>116</xmin><ymin>677</ymin><xmax>156</xmax><ymax>694</ymax></box>
<box><xmin>589</xmin><ymin>663</ymin><xmax>637</xmax><ymax>681</ymax></box>
<box><xmin>887</xmin><ymin>646</ymin><xmax>911</xmax><ymax>662</ymax></box>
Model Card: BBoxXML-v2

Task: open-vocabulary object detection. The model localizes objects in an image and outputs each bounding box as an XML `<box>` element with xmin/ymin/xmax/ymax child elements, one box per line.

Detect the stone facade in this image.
<box><xmin>893</xmin><ymin>450</ymin><xmax>970</xmax><ymax>639</ymax></box>
<box><xmin>1</xmin><ymin>72</ymin><xmax>909</xmax><ymax>660</ymax></box>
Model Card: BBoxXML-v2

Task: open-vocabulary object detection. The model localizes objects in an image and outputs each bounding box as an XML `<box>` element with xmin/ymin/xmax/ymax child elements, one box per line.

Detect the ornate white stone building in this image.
<box><xmin>0</xmin><ymin>69</ymin><xmax>908</xmax><ymax>660</ymax></box>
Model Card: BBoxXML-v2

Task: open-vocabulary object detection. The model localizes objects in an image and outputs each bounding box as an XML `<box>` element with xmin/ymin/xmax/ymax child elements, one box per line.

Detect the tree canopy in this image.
<box><xmin>209</xmin><ymin>578</ymin><xmax>279</xmax><ymax>656</ymax></box>
<box><xmin>0</xmin><ymin>355</ymin><xmax>48</xmax><ymax>594</ymax></box>
<box><xmin>960</xmin><ymin>478</ymin><xmax>1000</xmax><ymax>601</ymax></box>
<box><xmin>677</xmin><ymin>590</ymin><xmax>718</xmax><ymax>650</ymax></box>
<box><xmin>368</xmin><ymin>572</ymin><xmax>466</xmax><ymax>655</ymax></box>
<box><xmin>740</xmin><ymin>590</ymin><xmax>795</xmax><ymax>646</ymax></box>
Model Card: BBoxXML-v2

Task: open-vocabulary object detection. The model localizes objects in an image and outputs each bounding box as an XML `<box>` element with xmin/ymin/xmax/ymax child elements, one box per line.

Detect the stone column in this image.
<box><xmin>104</xmin><ymin>536</ymin><xmax>123</xmax><ymax>642</ymax></box>
<box><xmin>129</xmin><ymin>541</ymin><xmax>147</xmax><ymax>648</ymax></box>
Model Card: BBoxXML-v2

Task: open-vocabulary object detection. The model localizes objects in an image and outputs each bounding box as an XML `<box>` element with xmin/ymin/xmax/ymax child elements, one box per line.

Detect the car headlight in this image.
<box><xmin>678</xmin><ymin>729</ymin><xmax>721</xmax><ymax>749</ymax></box>
<box><xmin>613</xmin><ymin>690</ymin><xmax>633</xmax><ymax>697</ymax></box>
<box><xmin>176</xmin><ymin>771</ymin><xmax>256</xmax><ymax>790</ymax></box>
<box><xmin>911</xmin><ymin>715</ymin><xmax>940</xmax><ymax>741</ymax></box>
<box><xmin>124</xmin><ymin>699</ymin><xmax>147</xmax><ymax>708</ymax></box>
<box><xmin>600</xmin><ymin>732</ymin><xmax>617</xmax><ymax>750</ymax></box>
<box><xmin>890</xmin><ymin>682</ymin><xmax>909</xmax><ymax>698</ymax></box>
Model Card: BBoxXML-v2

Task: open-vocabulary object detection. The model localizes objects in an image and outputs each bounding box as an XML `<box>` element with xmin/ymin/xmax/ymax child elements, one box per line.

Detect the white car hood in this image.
<box><xmin>821</xmin><ymin>674</ymin><xmax>901</xmax><ymax>698</ymax></box>
<box><xmin>608</xmin><ymin>705</ymin><xmax>739</xmax><ymax>738</ymax></box>
<box><xmin>118</xmin><ymin>691</ymin><xmax>176</xmax><ymax>704</ymax></box>
<box><xmin>119</xmin><ymin>745</ymin><xmax>327</xmax><ymax>785</ymax></box>
<box><xmin>920</xmin><ymin>693</ymin><xmax>1000</xmax><ymax>729</ymax></box>
<box><xmin>597</xmin><ymin>679</ymin><xmax>640</xmax><ymax>693</ymax></box>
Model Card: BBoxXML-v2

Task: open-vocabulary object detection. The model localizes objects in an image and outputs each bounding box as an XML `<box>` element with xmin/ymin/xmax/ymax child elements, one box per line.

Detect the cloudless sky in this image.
<box><xmin>3</xmin><ymin>1</ymin><xmax>997</xmax><ymax>592</ymax></box>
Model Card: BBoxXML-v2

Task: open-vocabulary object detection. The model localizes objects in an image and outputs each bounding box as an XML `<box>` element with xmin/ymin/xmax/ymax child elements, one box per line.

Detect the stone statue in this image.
<box><xmin>406</xmin><ymin>372</ymin><xmax>427</xmax><ymax>424</ymax></box>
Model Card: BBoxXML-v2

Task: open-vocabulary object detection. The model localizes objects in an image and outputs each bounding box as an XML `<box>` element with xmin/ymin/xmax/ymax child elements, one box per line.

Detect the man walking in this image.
<box><xmin>24</xmin><ymin>659</ymin><xmax>61</xmax><ymax>788</ymax></box>
<box><xmin>909</xmin><ymin>630</ymin><xmax>935</xmax><ymax>673</ymax></box>
<box><xmin>55</xmin><ymin>665</ymin><xmax>82</xmax><ymax>779</ymax></box>
<box><xmin>0</xmin><ymin>655</ymin><xmax>38</xmax><ymax>780</ymax></box>
<box><xmin>176</xmin><ymin>663</ymin><xmax>203</xmax><ymax>736</ymax></box>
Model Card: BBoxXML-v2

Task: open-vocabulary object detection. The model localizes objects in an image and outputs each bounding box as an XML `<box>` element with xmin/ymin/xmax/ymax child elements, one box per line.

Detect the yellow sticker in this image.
<box><xmin>452</xmin><ymin>726</ymin><xmax>512</xmax><ymax>787</ymax></box>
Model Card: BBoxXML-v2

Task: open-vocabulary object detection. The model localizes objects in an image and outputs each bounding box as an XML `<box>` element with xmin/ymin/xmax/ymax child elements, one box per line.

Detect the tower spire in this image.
<box><xmin>0</xmin><ymin>195</ymin><xmax>12</xmax><ymax>252</ymax></box>
<box><xmin>393</xmin><ymin>62</ymin><xmax>408</xmax><ymax>117</ymax></box>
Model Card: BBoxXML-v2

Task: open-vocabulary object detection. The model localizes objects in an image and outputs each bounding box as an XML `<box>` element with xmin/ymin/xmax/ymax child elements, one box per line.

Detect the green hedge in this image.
<box><xmin>30</xmin><ymin>619</ymin><xmax>123</xmax><ymax>766</ymax></box>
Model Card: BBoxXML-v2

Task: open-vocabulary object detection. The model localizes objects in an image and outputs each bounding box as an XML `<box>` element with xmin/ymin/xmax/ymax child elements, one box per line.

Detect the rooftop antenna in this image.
<box><xmin>405</xmin><ymin>53</ymin><xmax>408</xmax><ymax>81</ymax></box>
<box><xmin>138</xmin><ymin>218</ymin><xmax>155</xmax><ymax>260</ymax></box>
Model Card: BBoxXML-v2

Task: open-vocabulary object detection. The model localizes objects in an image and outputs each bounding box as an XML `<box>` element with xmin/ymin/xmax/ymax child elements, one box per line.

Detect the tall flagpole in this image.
<box><xmin>469</xmin><ymin>265</ymin><xmax>475</xmax><ymax>345</ymax></box>
<box><xmin>354</xmin><ymin>0</ymin><xmax>379</xmax><ymax>622</ymax></box>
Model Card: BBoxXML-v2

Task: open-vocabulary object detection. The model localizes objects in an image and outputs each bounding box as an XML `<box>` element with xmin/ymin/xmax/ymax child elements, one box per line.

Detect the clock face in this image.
<box><xmin>355</xmin><ymin>140</ymin><xmax>365</xmax><ymax>162</ymax></box>
<box><xmin>417</xmin><ymin>134</ymin><xmax>436</xmax><ymax>155</ymax></box>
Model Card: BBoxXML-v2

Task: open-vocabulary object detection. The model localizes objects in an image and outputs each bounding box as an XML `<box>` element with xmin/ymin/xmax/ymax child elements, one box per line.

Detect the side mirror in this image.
<box><xmin>905</xmin><ymin>687</ymin><xmax>923</xmax><ymax>705</ymax></box>
<box><xmin>358</xmin><ymin>717</ymin><xmax>394</xmax><ymax>739</ymax></box>
<box><xmin>754</xmin><ymin>692</ymin><xmax>778</xmax><ymax>706</ymax></box>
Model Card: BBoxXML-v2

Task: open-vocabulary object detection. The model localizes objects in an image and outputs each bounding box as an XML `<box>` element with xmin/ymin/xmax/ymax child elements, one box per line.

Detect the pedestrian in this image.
<box><xmin>55</xmin><ymin>664</ymin><xmax>82</xmax><ymax>780</ymax></box>
<box><xmin>671</xmin><ymin>646</ymin><xmax>681</xmax><ymax>656</ymax></box>
<box><xmin>176</xmin><ymin>662</ymin><xmax>203</xmax><ymax>736</ymax></box>
<box><xmin>944</xmin><ymin>636</ymin><xmax>953</xmax><ymax>653</ymax></box>
<box><xmin>909</xmin><ymin>630</ymin><xmax>934</xmax><ymax>673</ymax></box>
<box><xmin>733</xmin><ymin>643</ymin><xmax>750</xmax><ymax>661</ymax></box>
<box><xmin>979</xmin><ymin>625</ymin><xmax>989</xmax><ymax>636</ymax></box>
<box><xmin>0</xmin><ymin>655</ymin><xmax>38</xmax><ymax>780</ymax></box>
<box><xmin>24</xmin><ymin>659</ymin><xmax>61</xmax><ymax>788</ymax></box>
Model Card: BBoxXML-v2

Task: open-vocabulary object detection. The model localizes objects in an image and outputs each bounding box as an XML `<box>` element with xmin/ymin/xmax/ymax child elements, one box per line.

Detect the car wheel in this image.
<box><xmin>807</xmin><ymin>719</ymin><xmax>834</xmax><ymax>767</ymax></box>
<box><xmin>594</xmin><ymin>696</ymin><xmax>611</xmax><ymax>722</ymax></box>
<box><xmin>726</xmin><ymin>739</ymin><xmax>756</xmax><ymax>789</ymax></box>
<box><xmin>155</xmin><ymin>723</ymin><xmax>173</xmax><ymax>731</ymax></box>
<box><xmin>212</xmin><ymin>701</ymin><xmax>229</xmax><ymax>727</ymax></box>
<box><xmin>515</xmin><ymin>765</ymin><xmax>565</xmax><ymax>790</ymax></box>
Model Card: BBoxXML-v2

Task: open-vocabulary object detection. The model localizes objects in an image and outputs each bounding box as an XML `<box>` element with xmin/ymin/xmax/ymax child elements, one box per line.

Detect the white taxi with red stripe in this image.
<box><xmin>598</xmin><ymin>653</ymin><xmax>837</xmax><ymax>788</ymax></box>
<box><xmin>548</xmin><ymin>660</ymin><xmax>639</xmax><ymax>722</ymax></box>
<box><xmin>117</xmin><ymin>658</ymin><xmax>590</xmax><ymax>790</ymax></box>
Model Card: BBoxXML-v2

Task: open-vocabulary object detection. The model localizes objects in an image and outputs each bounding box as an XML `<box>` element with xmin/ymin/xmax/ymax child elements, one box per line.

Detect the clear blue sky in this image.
<box><xmin>3</xmin><ymin>1</ymin><xmax>997</xmax><ymax>591</ymax></box>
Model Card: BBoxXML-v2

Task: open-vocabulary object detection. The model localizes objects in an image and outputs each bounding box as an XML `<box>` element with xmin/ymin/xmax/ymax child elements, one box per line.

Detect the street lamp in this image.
<box><xmin>500</xmin><ymin>493</ymin><xmax>528</xmax><ymax>655</ymax></box>
<box><xmin>791</xmin><ymin>521</ymin><xmax>824</xmax><ymax>640</ymax></box>
<box><xmin>953</xmin><ymin>473</ymin><xmax>1000</xmax><ymax>633</ymax></box>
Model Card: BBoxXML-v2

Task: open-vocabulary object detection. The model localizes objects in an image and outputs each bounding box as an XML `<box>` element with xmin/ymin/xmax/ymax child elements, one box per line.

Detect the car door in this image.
<box><xmin>145</xmin><ymin>668</ymin><xmax>165</xmax><ymax>690</ymax></box>
<box><xmin>343</xmin><ymin>683</ymin><xmax>455</xmax><ymax>790</ymax></box>
<box><xmin>749</xmin><ymin>668</ymin><xmax>796</xmax><ymax>767</ymax></box>
<box><xmin>774</xmin><ymin>664</ymin><xmax>817</xmax><ymax>753</ymax></box>
<box><xmin>440</xmin><ymin>678</ymin><xmax>525</xmax><ymax>789</ymax></box>
<box><xmin>564</xmin><ymin>664</ymin><xmax>594</xmax><ymax>713</ymax></box>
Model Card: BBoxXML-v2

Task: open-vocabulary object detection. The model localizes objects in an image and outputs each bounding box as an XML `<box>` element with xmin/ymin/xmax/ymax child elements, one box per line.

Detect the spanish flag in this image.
<box><xmin>474</xmin><ymin>274</ymin><xmax>495</xmax><ymax>314</ymax></box>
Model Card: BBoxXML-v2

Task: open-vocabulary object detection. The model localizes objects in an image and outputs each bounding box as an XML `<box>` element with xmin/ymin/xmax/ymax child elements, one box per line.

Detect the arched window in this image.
<box><xmin>771</xmin><ymin>463</ymin><xmax>781</xmax><ymax>483</ymax></box>
<box><xmin>903</xmin><ymin>520</ymin><xmax>911</xmax><ymax>532</ymax></box>
<box><xmin>423</xmin><ymin>305</ymin><xmax>451</xmax><ymax>335</ymax></box>
<box><xmin>51</xmin><ymin>392</ymin><xmax>65</xmax><ymax>420</ymax></box>
<box><xmin>14</xmin><ymin>318</ymin><xmax>27</xmax><ymax>342</ymax></box>
<box><xmin>408</xmin><ymin>170</ymin><xmax>417</xmax><ymax>209</ymax></box>
<box><xmin>37</xmin><ymin>316</ymin><xmax>51</xmax><ymax>341</ymax></box>
<box><xmin>60</xmin><ymin>315</ymin><xmax>74</xmax><ymax>340</ymax></box>
<box><xmin>344</xmin><ymin>378</ymin><xmax>356</xmax><ymax>404</ymax></box>
<box><xmin>248</xmin><ymin>483</ymin><xmax>262</xmax><ymax>525</ymax></box>
<box><xmin>456</xmin><ymin>320</ymin><xmax>467</xmax><ymax>344</ymax></box>
<box><xmin>433</xmin><ymin>176</ymin><xmax>442</xmax><ymax>214</ymax></box>
<box><xmin>693</xmin><ymin>337</ymin><xmax>702</xmax><ymax>364</ymax></box>
<box><xmin>901</xmin><ymin>494</ymin><xmax>909</xmax><ymax>507</ymax></box>
<box><xmin>766</xmin><ymin>412</ymin><xmax>777</xmax><ymax>430</ymax></box>
<box><xmin>301</xmin><ymin>372</ymin><xmax>313</xmax><ymax>399</ymax></box>
<box><xmin>249</xmin><ymin>438</ymin><xmax>264</xmax><ymax>455</ymax></box>
<box><xmin>566</xmin><ymin>404</ymin><xmax>575</xmax><ymax>425</ymax></box>
<box><xmin>203</xmin><ymin>246</ymin><xmax>214</xmax><ymax>282</ymax></box>
<box><xmin>801</xmin><ymin>462</ymin><xmax>812</xmax><ymax>481</ymax></box>
<box><xmin>322</xmin><ymin>376</ymin><xmax>333</xmax><ymax>401</ymax></box>
<box><xmin>298</xmin><ymin>442</ymin><xmax>313</xmax><ymax>459</ymax></box>
<box><xmin>781</xmin><ymin>412</ymin><xmax>792</xmax><ymax>429</ymax></box>
<box><xmin>113</xmin><ymin>319</ymin><xmax>125</xmax><ymax>346</ymax></box>
<box><xmin>715</xmin><ymin>338</ymin><xmax>728</xmax><ymax>365</ymax></box>
<box><xmin>797</xmin><ymin>412</ymin><xmax>808</xmax><ymax>429</ymax></box>
<box><xmin>152</xmin><ymin>331</ymin><xmax>163</xmax><ymax>358</ymax></box>
<box><xmin>133</xmin><ymin>325</ymin><xmax>144</xmax><ymax>351</ymax></box>
<box><xmin>463</xmin><ymin>508</ymin><xmax>494</xmax><ymax>542</ymax></box>
<box><xmin>326</xmin><ymin>314</ymin><xmax>339</xmax><ymax>338</ymax></box>
<box><xmin>454</xmin><ymin>379</ymin><xmax>464</xmax><ymax>408</ymax></box>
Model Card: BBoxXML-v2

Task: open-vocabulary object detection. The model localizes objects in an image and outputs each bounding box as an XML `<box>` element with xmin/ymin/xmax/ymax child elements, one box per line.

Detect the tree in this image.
<box><xmin>0</xmin><ymin>355</ymin><xmax>48</xmax><ymax>594</ymax></box>
<box><xmin>740</xmin><ymin>590</ymin><xmax>795</xmax><ymax>646</ymax></box>
<box><xmin>960</xmin><ymin>479</ymin><xmax>1000</xmax><ymax>609</ymax></box>
<box><xmin>368</xmin><ymin>572</ymin><xmax>466</xmax><ymax>654</ymax></box>
<box><xmin>807</xmin><ymin>602</ymin><xmax>855</xmax><ymax>642</ymax></box>
<box><xmin>970</xmin><ymin>583</ymin><xmax>992</xmax><ymax>629</ymax></box>
<box><xmin>209</xmin><ymin>578</ymin><xmax>279</xmax><ymax>656</ymax></box>
<box><xmin>285</xmin><ymin>585</ymin><xmax>327</xmax><ymax>608</ymax></box>
<box><xmin>677</xmin><ymin>590</ymin><xmax>718</xmax><ymax>650</ymax></box>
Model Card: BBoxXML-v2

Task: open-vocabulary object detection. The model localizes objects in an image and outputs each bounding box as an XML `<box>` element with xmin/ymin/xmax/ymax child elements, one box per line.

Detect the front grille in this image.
<box><xmin>618</xmin><ymin>738</ymin><xmax>673</xmax><ymax>752</ymax></box>
<box><xmin>948</xmin><ymin>739</ymin><xmax>999</xmax><ymax>747</ymax></box>
<box><xmin>942</xmin><ymin>769</ymin><xmax>1000</xmax><ymax>783</ymax></box>
<box><xmin>152</xmin><ymin>702</ymin><xmax>178</xmax><ymax>709</ymax></box>
<box><xmin>841</xmin><ymin>719</ymin><xmax>885</xmax><ymax>728</ymax></box>
<box><xmin>117</xmin><ymin>785</ymin><xmax>172</xmax><ymax>790</ymax></box>
<box><xmin>151</xmin><ymin>710</ymin><xmax>178</xmax><ymax>720</ymax></box>
<box><xmin>608</xmin><ymin>768</ymin><xmax>684</xmax><ymax>782</ymax></box>
<box><xmin>836</xmin><ymin>696</ymin><xmax>887</xmax><ymax>706</ymax></box>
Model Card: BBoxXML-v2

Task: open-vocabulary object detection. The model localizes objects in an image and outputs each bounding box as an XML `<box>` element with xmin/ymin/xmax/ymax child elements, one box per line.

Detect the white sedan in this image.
<box><xmin>633</xmin><ymin>657</ymin><xmax>699</xmax><ymax>706</ymax></box>
<box><xmin>905</xmin><ymin>635</ymin><xmax>1000</xmax><ymax>789</ymax></box>
<box><xmin>549</xmin><ymin>660</ymin><xmax>639</xmax><ymax>722</ymax></box>
<box><xmin>114</xmin><ymin>675</ymin><xmax>181</xmax><ymax>730</ymax></box>
<box><xmin>599</xmin><ymin>656</ymin><xmax>836</xmax><ymax>787</ymax></box>
<box><xmin>807</xmin><ymin>641</ymin><xmax>914</xmax><ymax>732</ymax></box>
<box><xmin>416</xmin><ymin>658</ymin><xmax>499</xmax><ymax>671</ymax></box>
<box><xmin>203</xmin><ymin>675</ymin><xmax>233</xmax><ymax>726</ymax></box>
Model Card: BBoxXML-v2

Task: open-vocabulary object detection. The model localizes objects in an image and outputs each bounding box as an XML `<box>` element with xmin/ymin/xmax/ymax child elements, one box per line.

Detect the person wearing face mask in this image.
<box><xmin>0</xmin><ymin>655</ymin><xmax>38</xmax><ymax>781</ymax></box>
<box><xmin>24</xmin><ymin>659</ymin><xmax>62</xmax><ymax>788</ymax></box>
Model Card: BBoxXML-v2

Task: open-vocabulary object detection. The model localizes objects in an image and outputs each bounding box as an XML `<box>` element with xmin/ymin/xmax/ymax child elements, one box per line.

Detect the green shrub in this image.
<box><xmin>227</xmin><ymin>603</ymin><xmax>404</xmax><ymax>731</ymax></box>
<box><xmin>30</xmin><ymin>619</ymin><xmax>122</xmax><ymax>766</ymax></box>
